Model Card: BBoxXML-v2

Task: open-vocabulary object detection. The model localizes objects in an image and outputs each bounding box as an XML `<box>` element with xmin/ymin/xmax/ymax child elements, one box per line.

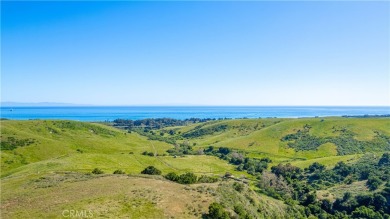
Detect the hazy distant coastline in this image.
<box><xmin>1</xmin><ymin>106</ymin><xmax>389</xmax><ymax>121</ymax></box>
<box><xmin>0</xmin><ymin>102</ymin><xmax>92</xmax><ymax>107</ymax></box>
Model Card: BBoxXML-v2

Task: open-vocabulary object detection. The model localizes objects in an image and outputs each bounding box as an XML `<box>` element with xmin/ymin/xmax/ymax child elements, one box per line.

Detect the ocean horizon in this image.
<box><xmin>1</xmin><ymin>106</ymin><xmax>389</xmax><ymax>121</ymax></box>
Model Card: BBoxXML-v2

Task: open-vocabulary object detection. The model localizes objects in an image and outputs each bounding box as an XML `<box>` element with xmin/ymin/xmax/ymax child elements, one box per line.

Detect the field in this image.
<box><xmin>1</xmin><ymin>117</ymin><xmax>389</xmax><ymax>218</ymax></box>
<box><xmin>162</xmin><ymin>117</ymin><xmax>390</xmax><ymax>167</ymax></box>
<box><xmin>1</xmin><ymin>120</ymin><xmax>242</xmax><ymax>178</ymax></box>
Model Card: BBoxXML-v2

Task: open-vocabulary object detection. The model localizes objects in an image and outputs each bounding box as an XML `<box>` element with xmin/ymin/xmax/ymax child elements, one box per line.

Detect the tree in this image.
<box><xmin>218</xmin><ymin>147</ymin><xmax>231</xmax><ymax>155</ymax></box>
<box><xmin>271</xmin><ymin>163</ymin><xmax>301</xmax><ymax>179</ymax></box>
<box><xmin>351</xmin><ymin>206</ymin><xmax>384</xmax><ymax>219</ymax></box>
<box><xmin>321</xmin><ymin>199</ymin><xmax>332</xmax><ymax>213</ymax></box>
<box><xmin>308</xmin><ymin>162</ymin><xmax>326</xmax><ymax>173</ymax></box>
<box><xmin>230</xmin><ymin>152</ymin><xmax>244</xmax><ymax>165</ymax></box>
<box><xmin>333</xmin><ymin>161</ymin><xmax>352</xmax><ymax>177</ymax></box>
<box><xmin>258</xmin><ymin>171</ymin><xmax>292</xmax><ymax>199</ymax></box>
<box><xmin>207</xmin><ymin>202</ymin><xmax>229</xmax><ymax>219</ymax></box>
<box><xmin>372</xmin><ymin>194</ymin><xmax>387</xmax><ymax>211</ymax></box>
<box><xmin>141</xmin><ymin>166</ymin><xmax>162</xmax><ymax>175</ymax></box>
<box><xmin>379</xmin><ymin>153</ymin><xmax>390</xmax><ymax>166</ymax></box>
<box><xmin>367</xmin><ymin>176</ymin><xmax>382</xmax><ymax>191</ymax></box>
<box><xmin>333</xmin><ymin>192</ymin><xmax>358</xmax><ymax>213</ymax></box>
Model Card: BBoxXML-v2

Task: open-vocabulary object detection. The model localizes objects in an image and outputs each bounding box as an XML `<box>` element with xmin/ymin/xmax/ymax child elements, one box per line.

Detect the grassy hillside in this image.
<box><xmin>1</xmin><ymin>173</ymin><xmax>214</xmax><ymax>218</ymax></box>
<box><xmin>1</xmin><ymin>172</ymin><xmax>303</xmax><ymax>219</ymax></box>
<box><xmin>0</xmin><ymin>120</ymin><xmax>247</xmax><ymax>218</ymax></box>
<box><xmin>0</xmin><ymin>120</ymin><xmax>242</xmax><ymax>178</ymax></box>
<box><xmin>1</xmin><ymin>118</ymin><xmax>389</xmax><ymax>218</ymax></box>
<box><xmin>160</xmin><ymin>117</ymin><xmax>390</xmax><ymax>167</ymax></box>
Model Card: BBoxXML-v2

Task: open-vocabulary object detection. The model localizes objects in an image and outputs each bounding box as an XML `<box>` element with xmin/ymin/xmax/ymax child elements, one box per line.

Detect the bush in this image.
<box><xmin>142</xmin><ymin>151</ymin><xmax>154</xmax><ymax>156</ymax></box>
<box><xmin>141</xmin><ymin>166</ymin><xmax>162</xmax><ymax>175</ymax></box>
<box><xmin>234</xmin><ymin>205</ymin><xmax>248</xmax><ymax>218</ymax></box>
<box><xmin>233</xmin><ymin>182</ymin><xmax>245</xmax><ymax>192</ymax></box>
<box><xmin>197</xmin><ymin>175</ymin><xmax>219</xmax><ymax>183</ymax></box>
<box><xmin>113</xmin><ymin>169</ymin><xmax>125</xmax><ymax>174</ymax></box>
<box><xmin>178</xmin><ymin>172</ymin><xmax>197</xmax><ymax>184</ymax></box>
<box><xmin>165</xmin><ymin>172</ymin><xmax>179</xmax><ymax>181</ymax></box>
<box><xmin>351</xmin><ymin>206</ymin><xmax>384</xmax><ymax>219</ymax></box>
<box><xmin>367</xmin><ymin>176</ymin><xmax>382</xmax><ymax>191</ymax></box>
<box><xmin>92</xmin><ymin>168</ymin><xmax>104</xmax><ymax>174</ymax></box>
<box><xmin>378</xmin><ymin>152</ymin><xmax>390</xmax><ymax>166</ymax></box>
<box><xmin>308</xmin><ymin>162</ymin><xmax>326</xmax><ymax>173</ymax></box>
<box><xmin>207</xmin><ymin>202</ymin><xmax>230</xmax><ymax>219</ymax></box>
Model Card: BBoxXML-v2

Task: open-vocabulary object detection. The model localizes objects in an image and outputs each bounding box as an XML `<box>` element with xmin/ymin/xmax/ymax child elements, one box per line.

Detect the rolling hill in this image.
<box><xmin>1</xmin><ymin>117</ymin><xmax>389</xmax><ymax>218</ymax></box>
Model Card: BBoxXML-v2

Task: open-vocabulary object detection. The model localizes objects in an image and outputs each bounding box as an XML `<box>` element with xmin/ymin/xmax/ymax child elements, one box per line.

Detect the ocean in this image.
<box><xmin>1</xmin><ymin>106</ymin><xmax>389</xmax><ymax>121</ymax></box>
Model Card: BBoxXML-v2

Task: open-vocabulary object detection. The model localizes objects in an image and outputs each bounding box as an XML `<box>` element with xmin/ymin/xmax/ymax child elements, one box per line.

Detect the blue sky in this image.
<box><xmin>2</xmin><ymin>1</ymin><xmax>389</xmax><ymax>106</ymax></box>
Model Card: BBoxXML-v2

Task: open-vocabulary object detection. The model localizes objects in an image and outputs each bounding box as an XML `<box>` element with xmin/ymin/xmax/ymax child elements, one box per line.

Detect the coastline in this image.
<box><xmin>1</xmin><ymin>105</ymin><xmax>389</xmax><ymax>122</ymax></box>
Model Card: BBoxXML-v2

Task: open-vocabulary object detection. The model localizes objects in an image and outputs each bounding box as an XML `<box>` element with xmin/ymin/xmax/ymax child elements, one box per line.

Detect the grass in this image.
<box><xmin>1</xmin><ymin>120</ymin><xmax>241</xmax><ymax>178</ymax></box>
<box><xmin>317</xmin><ymin>180</ymin><xmax>370</xmax><ymax>202</ymax></box>
<box><xmin>1</xmin><ymin>118</ymin><xmax>389</xmax><ymax>218</ymax></box>
<box><xmin>176</xmin><ymin>117</ymin><xmax>389</xmax><ymax>168</ymax></box>
<box><xmin>1</xmin><ymin>173</ymin><xmax>214</xmax><ymax>218</ymax></box>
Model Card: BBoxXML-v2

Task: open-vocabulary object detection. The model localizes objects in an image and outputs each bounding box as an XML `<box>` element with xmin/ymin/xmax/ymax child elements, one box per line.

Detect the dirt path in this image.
<box><xmin>149</xmin><ymin>141</ymin><xmax>179</xmax><ymax>171</ymax></box>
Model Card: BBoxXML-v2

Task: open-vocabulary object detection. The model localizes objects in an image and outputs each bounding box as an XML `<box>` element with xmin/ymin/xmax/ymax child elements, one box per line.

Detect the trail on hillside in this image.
<box><xmin>149</xmin><ymin>141</ymin><xmax>179</xmax><ymax>171</ymax></box>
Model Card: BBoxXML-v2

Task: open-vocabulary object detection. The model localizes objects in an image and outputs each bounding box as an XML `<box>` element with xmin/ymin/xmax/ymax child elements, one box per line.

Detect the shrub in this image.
<box><xmin>233</xmin><ymin>205</ymin><xmax>248</xmax><ymax>218</ymax></box>
<box><xmin>141</xmin><ymin>166</ymin><xmax>162</xmax><ymax>175</ymax></box>
<box><xmin>92</xmin><ymin>168</ymin><xmax>104</xmax><ymax>174</ymax></box>
<box><xmin>113</xmin><ymin>169</ymin><xmax>125</xmax><ymax>174</ymax></box>
<box><xmin>233</xmin><ymin>182</ymin><xmax>245</xmax><ymax>192</ymax></box>
<box><xmin>207</xmin><ymin>202</ymin><xmax>229</xmax><ymax>219</ymax></box>
<box><xmin>147</xmin><ymin>152</ymin><xmax>154</xmax><ymax>157</ymax></box>
<box><xmin>165</xmin><ymin>172</ymin><xmax>179</xmax><ymax>182</ymax></box>
<box><xmin>351</xmin><ymin>206</ymin><xmax>384</xmax><ymax>219</ymax></box>
<box><xmin>378</xmin><ymin>152</ymin><xmax>390</xmax><ymax>166</ymax></box>
<box><xmin>367</xmin><ymin>176</ymin><xmax>382</xmax><ymax>191</ymax></box>
<box><xmin>0</xmin><ymin>137</ymin><xmax>36</xmax><ymax>150</ymax></box>
<box><xmin>308</xmin><ymin>162</ymin><xmax>326</xmax><ymax>173</ymax></box>
<box><xmin>142</xmin><ymin>151</ymin><xmax>154</xmax><ymax>156</ymax></box>
<box><xmin>197</xmin><ymin>175</ymin><xmax>219</xmax><ymax>183</ymax></box>
<box><xmin>178</xmin><ymin>172</ymin><xmax>197</xmax><ymax>184</ymax></box>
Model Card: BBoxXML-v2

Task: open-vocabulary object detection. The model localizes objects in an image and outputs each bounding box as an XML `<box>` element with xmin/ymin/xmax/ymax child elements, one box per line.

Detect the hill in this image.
<box><xmin>143</xmin><ymin>117</ymin><xmax>390</xmax><ymax>167</ymax></box>
<box><xmin>1</xmin><ymin>118</ymin><xmax>390</xmax><ymax>218</ymax></box>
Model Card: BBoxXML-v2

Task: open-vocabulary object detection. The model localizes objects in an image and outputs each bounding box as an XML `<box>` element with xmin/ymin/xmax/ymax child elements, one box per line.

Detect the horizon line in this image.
<box><xmin>1</xmin><ymin>102</ymin><xmax>390</xmax><ymax>108</ymax></box>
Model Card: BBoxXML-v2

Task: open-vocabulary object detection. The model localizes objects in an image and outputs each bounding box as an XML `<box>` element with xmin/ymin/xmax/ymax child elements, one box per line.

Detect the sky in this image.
<box><xmin>1</xmin><ymin>1</ymin><xmax>389</xmax><ymax>106</ymax></box>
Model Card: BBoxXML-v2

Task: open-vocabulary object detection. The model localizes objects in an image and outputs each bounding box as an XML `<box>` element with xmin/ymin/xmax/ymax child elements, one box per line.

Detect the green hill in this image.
<box><xmin>1</xmin><ymin>120</ymin><xmax>244</xmax><ymax>178</ymax></box>
<box><xmin>1</xmin><ymin>118</ymin><xmax>389</xmax><ymax>218</ymax></box>
<box><xmin>165</xmin><ymin>117</ymin><xmax>390</xmax><ymax>167</ymax></box>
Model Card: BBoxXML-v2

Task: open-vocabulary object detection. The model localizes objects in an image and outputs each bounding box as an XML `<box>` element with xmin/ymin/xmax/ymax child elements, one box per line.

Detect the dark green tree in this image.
<box><xmin>141</xmin><ymin>166</ymin><xmax>162</xmax><ymax>175</ymax></box>
<box><xmin>351</xmin><ymin>206</ymin><xmax>384</xmax><ymax>219</ymax></box>
<box><xmin>379</xmin><ymin>153</ymin><xmax>390</xmax><ymax>166</ymax></box>
<box><xmin>367</xmin><ymin>176</ymin><xmax>382</xmax><ymax>191</ymax></box>
<box><xmin>308</xmin><ymin>162</ymin><xmax>326</xmax><ymax>173</ymax></box>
